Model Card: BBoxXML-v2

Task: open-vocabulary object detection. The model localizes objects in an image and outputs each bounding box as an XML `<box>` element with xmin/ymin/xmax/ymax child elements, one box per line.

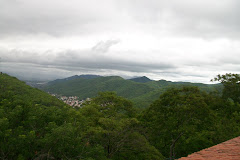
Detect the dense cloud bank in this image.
<box><xmin>0</xmin><ymin>0</ymin><xmax>239</xmax><ymax>82</ymax></box>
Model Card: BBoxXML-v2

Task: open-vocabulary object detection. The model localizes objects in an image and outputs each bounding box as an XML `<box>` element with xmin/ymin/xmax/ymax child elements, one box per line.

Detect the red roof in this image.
<box><xmin>178</xmin><ymin>136</ymin><xmax>240</xmax><ymax>160</ymax></box>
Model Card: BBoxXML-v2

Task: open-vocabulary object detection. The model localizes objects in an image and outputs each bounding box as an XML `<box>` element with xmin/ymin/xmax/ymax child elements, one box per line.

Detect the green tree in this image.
<box><xmin>80</xmin><ymin>92</ymin><xmax>163</xmax><ymax>160</ymax></box>
<box><xmin>141</xmin><ymin>87</ymin><xmax>214</xmax><ymax>159</ymax></box>
<box><xmin>211</xmin><ymin>73</ymin><xmax>240</xmax><ymax>103</ymax></box>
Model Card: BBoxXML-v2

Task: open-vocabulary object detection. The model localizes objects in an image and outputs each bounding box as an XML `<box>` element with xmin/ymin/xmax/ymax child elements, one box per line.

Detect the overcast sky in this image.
<box><xmin>0</xmin><ymin>0</ymin><xmax>240</xmax><ymax>83</ymax></box>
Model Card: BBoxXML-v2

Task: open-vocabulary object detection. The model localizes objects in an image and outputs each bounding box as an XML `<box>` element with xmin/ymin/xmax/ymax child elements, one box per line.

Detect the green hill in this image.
<box><xmin>0</xmin><ymin>74</ymin><xmax>72</xmax><ymax>159</ymax></box>
<box><xmin>0</xmin><ymin>73</ymin><xmax>164</xmax><ymax>159</ymax></box>
<box><xmin>0</xmin><ymin>73</ymin><xmax>237</xmax><ymax>160</ymax></box>
<box><xmin>0</xmin><ymin>73</ymin><xmax>65</xmax><ymax>107</ymax></box>
<box><xmin>43</xmin><ymin>76</ymin><xmax>154</xmax><ymax>98</ymax></box>
<box><xmin>48</xmin><ymin>74</ymin><xmax>101</xmax><ymax>84</ymax></box>
<box><xmin>129</xmin><ymin>76</ymin><xmax>152</xmax><ymax>83</ymax></box>
<box><xmin>41</xmin><ymin>75</ymin><xmax>222</xmax><ymax>108</ymax></box>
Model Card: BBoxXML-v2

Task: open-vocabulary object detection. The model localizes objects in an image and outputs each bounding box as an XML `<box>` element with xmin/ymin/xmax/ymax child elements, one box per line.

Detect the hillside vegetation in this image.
<box><xmin>0</xmin><ymin>73</ymin><xmax>65</xmax><ymax>107</ymax></box>
<box><xmin>0</xmin><ymin>74</ymin><xmax>164</xmax><ymax>160</ymax></box>
<box><xmin>42</xmin><ymin>76</ymin><xmax>221</xmax><ymax>108</ymax></box>
<box><xmin>1</xmin><ymin>73</ymin><xmax>239</xmax><ymax>160</ymax></box>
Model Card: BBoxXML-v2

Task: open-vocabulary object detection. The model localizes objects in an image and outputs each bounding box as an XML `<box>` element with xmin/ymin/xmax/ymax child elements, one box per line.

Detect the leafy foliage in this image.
<box><xmin>141</xmin><ymin>87</ymin><xmax>216</xmax><ymax>159</ymax></box>
<box><xmin>0</xmin><ymin>74</ymin><xmax>163</xmax><ymax>160</ymax></box>
<box><xmin>211</xmin><ymin>73</ymin><xmax>240</xmax><ymax>103</ymax></box>
<box><xmin>140</xmin><ymin>80</ymin><xmax>240</xmax><ymax>159</ymax></box>
<box><xmin>1</xmin><ymin>73</ymin><xmax>240</xmax><ymax>160</ymax></box>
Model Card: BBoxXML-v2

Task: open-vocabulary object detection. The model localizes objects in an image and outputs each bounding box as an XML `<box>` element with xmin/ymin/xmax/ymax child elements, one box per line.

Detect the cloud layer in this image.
<box><xmin>0</xmin><ymin>0</ymin><xmax>240</xmax><ymax>83</ymax></box>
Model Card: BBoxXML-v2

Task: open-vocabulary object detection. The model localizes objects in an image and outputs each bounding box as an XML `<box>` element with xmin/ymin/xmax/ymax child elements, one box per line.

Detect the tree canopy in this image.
<box><xmin>211</xmin><ymin>73</ymin><xmax>240</xmax><ymax>103</ymax></box>
<box><xmin>1</xmin><ymin>73</ymin><xmax>240</xmax><ymax>159</ymax></box>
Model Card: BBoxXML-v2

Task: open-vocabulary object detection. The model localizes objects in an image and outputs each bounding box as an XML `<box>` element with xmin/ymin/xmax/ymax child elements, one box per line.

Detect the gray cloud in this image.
<box><xmin>92</xmin><ymin>39</ymin><xmax>120</xmax><ymax>53</ymax></box>
<box><xmin>0</xmin><ymin>44</ymin><xmax>237</xmax><ymax>83</ymax></box>
<box><xmin>0</xmin><ymin>47</ymin><xmax>174</xmax><ymax>74</ymax></box>
<box><xmin>117</xmin><ymin>0</ymin><xmax>240</xmax><ymax>39</ymax></box>
<box><xmin>1</xmin><ymin>0</ymin><xmax>239</xmax><ymax>39</ymax></box>
<box><xmin>0</xmin><ymin>0</ymin><xmax>117</xmax><ymax>37</ymax></box>
<box><xmin>1</xmin><ymin>0</ymin><xmax>240</xmax><ymax>83</ymax></box>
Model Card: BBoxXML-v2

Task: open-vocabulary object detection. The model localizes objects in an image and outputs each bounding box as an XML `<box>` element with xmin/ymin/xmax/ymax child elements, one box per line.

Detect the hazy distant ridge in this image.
<box><xmin>129</xmin><ymin>76</ymin><xmax>152</xmax><ymax>83</ymax></box>
<box><xmin>42</xmin><ymin>75</ymin><xmax>221</xmax><ymax>108</ymax></box>
<box><xmin>48</xmin><ymin>74</ymin><xmax>101</xmax><ymax>84</ymax></box>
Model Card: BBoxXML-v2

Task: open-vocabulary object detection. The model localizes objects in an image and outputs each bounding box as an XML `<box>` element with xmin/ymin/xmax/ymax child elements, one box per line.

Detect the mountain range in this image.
<box><xmin>40</xmin><ymin>75</ymin><xmax>222</xmax><ymax>108</ymax></box>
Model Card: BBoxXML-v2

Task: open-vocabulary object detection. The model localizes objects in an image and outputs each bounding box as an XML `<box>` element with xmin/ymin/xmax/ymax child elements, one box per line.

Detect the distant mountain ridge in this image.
<box><xmin>129</xmin><ymin>76</ymin><xmax>152</xmax><ymax>83</ymax></box>
<box><xmin>48</xmin><ymin>74</ymin><xmax>101</xmax><ymax>84</ymax></box>
<box><xmin>41</xmin><ymin>75</ymin><xmax>222</xmax><ymax>108</ymax></box>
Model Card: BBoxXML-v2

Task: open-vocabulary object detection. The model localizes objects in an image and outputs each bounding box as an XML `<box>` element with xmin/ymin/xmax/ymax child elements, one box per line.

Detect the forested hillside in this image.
<box><xmin>41</xmin><ymin>76</ymin><xmax>221</xmax><ymax>108</ymax></box>
<box><xmin>1</xmin><ymin>73</ymin><xmax>240</xmax><ymax>160</ymax></box>
<box><xmin>0</xmin><ymin>74</ymin><xmax>163</xmax><ymax>159</ymax></box>
<box><xmin>129</xmin><ymin>76</ymin><xmax>152</xmax><ymax>83</ymax></box>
